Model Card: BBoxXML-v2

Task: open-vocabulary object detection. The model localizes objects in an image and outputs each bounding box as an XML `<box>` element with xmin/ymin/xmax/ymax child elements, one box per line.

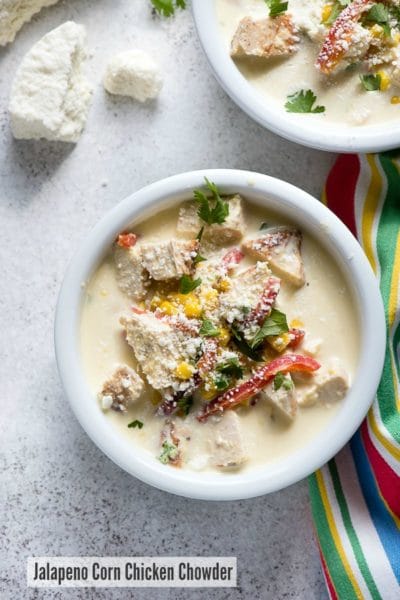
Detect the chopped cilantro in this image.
<box><xmin>323</xmin><ymin>1</ymin><xmax>350</xmax><ymax>26</ymax></box>
<box><xmin>150</xmin><ymin>0</ymin><xmax>186</xmax><ymax>17</ymax></box>
<box><xmin>179</xmin><ymin>275</ymin><xmax>202</xmax><ymax>294</ymax></box>
<box><xmin>196</xmin><ymin>226</ymin><xmax>204</xmax><ymax>242</ymax></box>
<box><xmin>273</xmin><ymin>372</ymin><xmax>294</xmax><ymax>392</ymax></box>
<box><xmin>285</xmin><ymin>90</ymin><xmax>325</xmax><ymax>114</ymax></box>
<box><xmin>259</xmin><ymin>222</ymin><xmax>270</xmax><ymax>230</ymax></box>
<box><xmin>264</xmin><ymin>0</ymin><xmax>288</xmax><ymax>17</ymax></box>
<box><xmin>216</xmin><ymin>357</ymin><xmax>244</xmax><ymax>380</ymax></box>
<box><xmin>251</xmin><ymin>308</ymin><xmax>289</xmax><ymax>349</ymax></box>
<box><xmin>177</xmin><ymin>395</ymin><xmax>193</xmax><ymax>416</ymax></box>
<box><xmin>193</xmin><ymin>253</ymin><xmax>206</xmax><ymax>264</ymax></box>
<box><xmin>231</xmin><ymin>325</ymin><xmax>263</xmax><ymax>361</ymax></box>
<box><xmin>127</xmin><ymin>419</ymin><xmax>144</xmax><ymax>429</ymax></box>
<box><xmin>360</xmin><ymin>73</ymin><xmax>381</xmax><ymax>91</ymax></box>
<box><xmin>194</xmin><ymin>178</ymin><xmax>229</xmax><ymax>226</ymax></box>
<box><xmin>214</xmin><ymin>375</ymin><xmax>230</xmax><ymax>391</ymax></box>
<box><xmin>364</xmin><ymin>3</ymin><xmax>391</xmax><ymax>36</ymax></box>
<box><xmin>158</xmin><ymin>441</ymin><xmax>179</xmax><ymax>464</ymax></box>
<box><xmin>199</xmin><ymin>319</ymin><xmax>220</xmax><ymax>337</ymax></box>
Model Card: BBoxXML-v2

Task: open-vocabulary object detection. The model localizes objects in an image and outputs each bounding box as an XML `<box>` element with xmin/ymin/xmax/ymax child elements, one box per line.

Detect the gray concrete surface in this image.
<box><xmin>0</xmin><ymin>1</ymin><xmax>335</xmax><ymax>598</ymax></box>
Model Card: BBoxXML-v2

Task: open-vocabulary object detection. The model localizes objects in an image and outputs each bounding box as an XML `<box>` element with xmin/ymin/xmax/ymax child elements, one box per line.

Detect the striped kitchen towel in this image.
<box><xmin>309</xmin><ymin>153</ymin><xmax>400</xmax><ymax>600</ymax></box>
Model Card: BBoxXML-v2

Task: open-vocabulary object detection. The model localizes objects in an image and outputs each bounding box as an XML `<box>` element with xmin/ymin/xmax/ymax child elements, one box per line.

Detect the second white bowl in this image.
<box><xmin>192</xmin><ymin>0</ymin><xmax>400</xmax><ymax>153</ymax></box>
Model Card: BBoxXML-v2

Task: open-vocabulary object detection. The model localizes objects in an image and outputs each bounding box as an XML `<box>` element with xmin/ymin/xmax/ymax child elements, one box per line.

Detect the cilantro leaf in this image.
<box><xmin>193</xmin><ymin>253</ymin><xmax>206</xmax><ymax>264</ymax></box>
<box><xmin>360</xmin><ymin>73</ymin><xmax>381</xmax><ymax>91</ymax></box>
<box><xmin>264</xmin><ymin>0</ymin><xmax>288</xmax><ymax>17</ymax></box>
<box><xmin>196</xmin><ymin>226</ymin><xmax>204</xmax><ymax>241</ymax></box>
<box><xmin>194</xmin><ymin>178</ymin><xmax>229</xmax><ymax>226</ymax></box>
<box><xmin>177</xmin><ymin>395</ymin><xmax>193</xmax><ymax>416</ymax></box>
<box><xmin>251</xmin><ymin>308</ymin><xmax>289</xmax><ymax>349</ymax></box>
<box><xmin>127</xmin><ymin>419</ymin><xmax>144</xmax><ymax>429</ymax></box>
<box><xmin>150</xmin><ymin>0</ymin><xmax>186</xmax><ymax>17</ymax></box>
<box><xmin>158</xmin><ymin>441</ymin><xmax>179</xmax><ymax>464</ymax></box>
<box><xmin>285</xmin><ymin>90</ymin><xmax>325</xmax><ymax>114</ymax></box>
<box><xmin>179</xmin><ymin>275</ymin><xmax>202</xmax><ymax>294</ymax></box>
<box><xmin>364</xmin><ymin>3</ymin><xmax>391</xmax><ymax>36</ymax></box>
<box><xmin>214</xmin><ymin>375</ymin><xmax>230</xmax><ymax>391</ymax></box>
<box><xmin>273</xmin><ymin>372</ymin><xmax>294</xmax><ymax>392</ymax></box>
<box><xmin>216</xmin><ymin>357</ymin><xmax>244</xmax><ymax>380</ymax></box>
<box><xmin>231</xmin><ymin>325</ymin><xmax>263</xmax><ymax>361</ymax></box>
<box><xmin>199</xmin><ymin>319</ymin><xmax>220</xmax><ymax>337</ymax></box>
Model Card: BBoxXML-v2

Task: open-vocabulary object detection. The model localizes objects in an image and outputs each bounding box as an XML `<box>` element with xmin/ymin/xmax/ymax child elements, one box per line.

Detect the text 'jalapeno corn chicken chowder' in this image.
<box><xmin>216</xmin><ymin>0</ymin><xmax>400</xmax><ymax>125</ymax></box>
<box><xmin>80</xmin><ymin>180</ymin><xmax>359</xmax><ymax>473</ymax></box>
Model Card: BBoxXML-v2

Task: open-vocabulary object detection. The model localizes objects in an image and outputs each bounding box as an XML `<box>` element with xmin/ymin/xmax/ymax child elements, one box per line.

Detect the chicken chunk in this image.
<box><xmin>177</xmin><ymin>195</ymin><xmax>245</xmax><ymax>245</ymax></box>
<box><xmin>261</xmin><ymin>374</ymin><xmax>297</xmax><ymax>421</ymax></box>
<box><xmin>120</xmin><ymin>311</ymin><xmax>201</xmax><ymax>391</ymax></box>
<box><xmin>218</xmin><ymin>261</ymin><xmax>273</xmax><ymax>324</ymax></box>
<box><xmin>98</xmin><ymin>365</ymin><xmax>144</xmax><ymax>412</ymax></box>
<box><xmin>298</xmin><ymin>361</ymin><xmax>349</xmax><ymax>407</ymax></box>
<box><xmin>140</xmin><ymin>239</ymin><xmax>199</xmax><ymax>281</ymax></box>
<box><xmin>242</xmin><ymin>227</ymin><xmax>305</xmax><ymax>287</ymax></box>
<box><xmin>208</xmin><ymin>411</ymin><xmax>248</xmax><ymax>468</ymax></box>
<box><xmin>114</xmin><ymin>244</ymin><xmax>149</xmax><ymax>301</ymax></box>
<box><xmin>231</xmin><ymin>15</ymin><xmax>298</xmax><ymax>60</ymax></box>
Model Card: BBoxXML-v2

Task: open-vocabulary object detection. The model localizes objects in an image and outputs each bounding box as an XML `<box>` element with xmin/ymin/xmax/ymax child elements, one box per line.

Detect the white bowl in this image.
<box><xmin>192</xmin><ymin>0</ymin><xmax>400</xmax><ymax>153</ymax></box>
<box><xmin>55</xmin><ymin>169</ymin><xmax>385</xmax><ymax>500</ymax></box>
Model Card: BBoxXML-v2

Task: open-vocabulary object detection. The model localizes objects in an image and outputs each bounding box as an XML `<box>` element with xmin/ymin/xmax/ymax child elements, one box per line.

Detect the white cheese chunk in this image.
<box><xmin>9</xmin><ymin>21</ymin><xmax>92</xmax><ymax>142</ymax></box>
<box><xmin>0</xmin><ymin>0</ymin><xmax>60</xmax><ymax>46</ymax></box>
<box><xmin>103</xmin><ymin>49</ymin><xmax>163</xmax><ymax>101</ymax></box>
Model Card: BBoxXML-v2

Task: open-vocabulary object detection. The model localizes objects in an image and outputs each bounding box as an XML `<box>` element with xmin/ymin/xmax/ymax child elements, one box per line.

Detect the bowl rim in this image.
<box><xmin>55</xmin><ymin>169</ymin><xmax>386</xmax><ymax>500</ymax></box>
<box><xmin>192</xmin><ymin>0</ymin><xmax>400</xmax><ymax>153</ymax></box>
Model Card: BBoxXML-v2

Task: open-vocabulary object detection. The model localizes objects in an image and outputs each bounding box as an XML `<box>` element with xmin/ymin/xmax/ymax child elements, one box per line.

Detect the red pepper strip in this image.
<box><xmin>316</xmin><ymin>0</ymin><xmax>372</xmax><ymax>74</ymax></box>
<box><xmin>287</xmin><ymin>328</ymin><xmax>305</xmax><ymax>350</ymax></box>
<box><xmin>243</xmin><ymin>276</ymin><xmax>281</xmax><ymax>327</ymax></box>
<box><xmin>197</xmin><ymin>354</ymin><xmax>320</xmax><ymax>421</ymax></box>
<box><xmin>131</xmin><ymin>306</ymin><xmax>146</xmax><ymax>315</ymax></box>
<box><xmin>197</xmin><ymin>338</ymin><xmax>219</xmax><ymax>378</ymax></box>
<box><xmin>117</xmin><ymin>232</ymin><xmax>138</xmax><ymax>248</ymax></box>
<box><xmin>221</xmin><ymin>248</ymin><xmax>244</xmax><ymax>272</ymax></box>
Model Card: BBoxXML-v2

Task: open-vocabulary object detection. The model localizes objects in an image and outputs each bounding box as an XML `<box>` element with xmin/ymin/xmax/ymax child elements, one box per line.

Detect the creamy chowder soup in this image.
<box><xmin>216</xmin><ymin>0</ymin><xmax>400</xmax><ymax>126</ymax></box>
<box><xmin>80</xmin><ymin>181</ymin><xmax>359</xmax><ymax>473</ymax></box>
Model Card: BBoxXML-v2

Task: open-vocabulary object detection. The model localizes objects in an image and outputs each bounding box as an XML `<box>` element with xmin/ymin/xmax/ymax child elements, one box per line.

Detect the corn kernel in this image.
<box><xmin>201</xmin><ymin>380</ymin><xmax>218</xmax><ymax>400</ymax></box>
<box><xmin>183</xmin><ymin>295</ymin><xmax>202</xmax><ymax>318</ymax></box>
<box><xmin>217</xmin><ymin>279</ymin><xmax>231</xmax><ymax>292</ymax></box>
<box><xmin>175</xmin><ymin>362</ymin><xmax>195</xmax><ymax>380</ymax></box>
<box><xmin>100</xmin><ymin>289</ymin><xmax>108</xmax><ymax>297</ymax></box>
<box><xmin>219</xmin><ymin>327</ymin><xmax>231</xmax><ymax>347</ymax></box>
<box><xmin>159</xmin><ymin>300</ymin><xmax>177</xmax><ymax>316</ymax></box>
<box><xmin>201</xmin><ymin>288</ymin><xmax>219</xmax><ymax>311</ymax></box>
<box><xmin>150</xmin><ymin>295</ymin><xmax>162</xmax><ymax>310</ymax></box>
<box><xmin>168</xmin><ymin>292</ymin><xmax>189</xmax><ymax>306</ymax></box>
<box><xmin>321</xmin><ymin>4</ymin><xmax>333</xmax><ymax>23</ymax></box>
<box><xmin>267</xmin><ymin>332</ymin><xmax>291</xmax><ymax>353</ymax></box>
<box><xmin>393</xmin><ymin>33</ymin><xmax>400</xmax><ymax>44</ymax></box>
<box><xmin>391</xmin><ymin>95</ymin><xmax>400</xmax><ymax>104</ymax></box>
<box><xmin>371</xmin><ymin>24</ymin><xmax>384</xmax><ymax>38</ymax></box>
<box><xmin>290</xmin><ymin>318</ymin><xmax>304</xmax><ymax>329</ymax></box>
<box><xmin>377</xmin><ymin>70</ymin><xmax>390</xmax><ymax>91</ymax></box>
